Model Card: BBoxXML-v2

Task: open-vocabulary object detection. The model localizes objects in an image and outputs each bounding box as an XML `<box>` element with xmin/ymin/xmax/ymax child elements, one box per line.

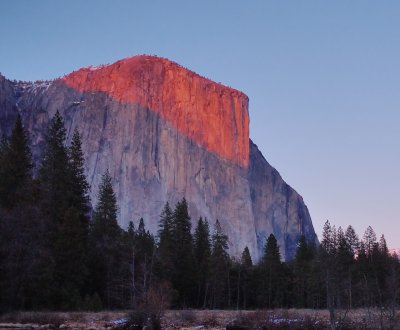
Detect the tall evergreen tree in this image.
<box><xmin>345</xmin><ymin>225</ymin><xmax>359</xmax><ymax>257</ymax></box>
<box><xmin>378</xmin><ymin>234</ymin><xmax>389</xmax><ymax>255</ymax></box>
<box><xmin>336</xmin><ymin>226</ymin><xmax>354</xmax><ymax>308</ymax></box>
<box><xmin>37</xmin><ymin>117</ymin><xmax>92</xmax><ymax>306</ymax></box>
<box><xmin>157</xmin><ymin>202</ymin><xmax>174</xmax><ymax>282</ymax></box>
<box><xmin>321</xmin><ymin>220</ymin><xmax>337</xmax><ymax>256</ymax></box>
<box><xmin>89</xmin><ymin>170</ymin><xmax>123</xmax><ymax>308</ymax></box>
<box><xmin>124</xmin><ymin>221</ymin><xmax>136</xmax><ymax>307</ymax></box>
<box><xmin>261</xmin><ymin>233</ymin><xmax>283</xmax><ymax>308</ymax></box>
<box><xmin>370</xmin><ymin>234</ymin><xmax>391</xmax><ymax>310</ymax></box>
<box><xmin>53</xmin><ymin>207</ymin><xmax>88</xmax><ymax>308</ymax></box>
<box><xmin>210</xmin><ymin>219</ymin><xmax>229</xmax><ymax>308</ymax></box>
<box><xmin>134</xmin><ymin>218</ymin><xmax>156</xmax><ymax>303</ymax></box>
<box><xmin>239</xmin><ymin>246</ymin><xmax>253</xmax><ymax>309</ymax></box>
<box><xmin>193</xmin><ymin>217</ymin><xmax>211</xmax><ymax>307</ymax></box>
<box><xmin>0</xmin><ymin>115</ymin><xmax>56</xmax><ymax>310</ymax></box>
<box><xmin>344</xmin><ymin>225</ymin><xmax>360</xmax><ymax>308</ymax></box>
<box><xmin>171</xmin><ymin>198</ymin><xmax>195</xmax><ymax>306</ymax></box>
<box><xmin>0</xmin><ymin>114</ymin><xmax>32</xmax><ymax>208</ymax></box>
<box><xmin>38</xmin><ymin>111</ymin><xmax>71</xmax><ymax>226</ymax></box>
<box><xmin>363</xmin><ymin>226</ymin><xmax>377</xmax><ymax>257</ymax></box>
<box><xmin>241</xmin><ymin>246</ymin><xmax>253</xmax><ymax>268</ymax></box>
<box><xmin>68</xmin><ymin>128</ymin><xmax>90</xmax><ymax>229</ymax></box>
<box><xmin>293</xmin><ymin>235</ymin><xmax>316</xmax><ymax>308</ymax></box>
<box><xmin>93</xmin><ymin>170</ymin><xmax>118</xmax><ymax>224</ymax></box>
<box><xmin>63</xmin><ymin>128</ymin><xmax>91</xmax><ymax>300</ymax></box>
<box><xmin>48</xmin><ymin>128</ymin><xmax>92</xmax><ymax>306</ymax></box>
<box><xmin>0</xmin><ymin>202</ymin><xmax>54</xmax><ymax>310</ymax></box>
<box><xmin>320</xmin><ymin>220</ymin><xmax>339</xmax><ymax>328</ymax></box>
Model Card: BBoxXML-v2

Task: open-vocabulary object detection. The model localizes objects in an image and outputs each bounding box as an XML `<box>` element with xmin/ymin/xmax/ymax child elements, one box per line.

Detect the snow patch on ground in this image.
<box><xmin>270</xmin><ymin>318</ymin><xmax>301</xmax><ymax>324</ymax></box>
<box><xmin>110</xmin><ymin>318</ymin><xmax>128</xmax><ymax>325</ymax></box>
<box><xmin>88</xmin><ymin>65</ymin><xmax>106</xmax><ymax>71</ymax></box>
<box><xmin>17</xmin><ymin>81</ymin><xmax>53</xmax><ymax>95</ymax></box>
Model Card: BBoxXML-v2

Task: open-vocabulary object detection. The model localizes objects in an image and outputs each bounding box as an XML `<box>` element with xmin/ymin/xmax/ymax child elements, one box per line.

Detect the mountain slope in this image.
<box><xmin>0</xmin><ymin>55</ymin><xmax>317</xmax><ymax>260</ymax></box>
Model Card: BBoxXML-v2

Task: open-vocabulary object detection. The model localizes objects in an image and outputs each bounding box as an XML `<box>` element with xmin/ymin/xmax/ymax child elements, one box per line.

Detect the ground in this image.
<box><xmin>0</xmin><ymin>309</ymin><xmax>399</xmax><ymax>329</ymax></box>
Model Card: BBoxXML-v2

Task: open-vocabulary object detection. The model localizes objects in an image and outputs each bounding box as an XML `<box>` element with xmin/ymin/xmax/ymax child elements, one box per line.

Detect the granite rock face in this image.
<box><xmin>63</xmin><ymin>56</ymin><xmax>250</xmax><ymax>167</ymax></box>
<box><xmin>0</xmin><ymin>56</ymin><xmax>317</xmax><ymax>260</ymax></box>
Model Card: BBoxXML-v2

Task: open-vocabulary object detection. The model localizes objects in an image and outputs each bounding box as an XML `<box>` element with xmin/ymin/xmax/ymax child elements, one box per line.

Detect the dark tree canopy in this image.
<box><xmin>241</xmin><ymin>246</ymin><xmax>253</xmax><ymax>268</ymax></box>
<box><xmin>0</xmin><ymin>114</ymin><xmax>32</xmax><ymax>208</ymax></box>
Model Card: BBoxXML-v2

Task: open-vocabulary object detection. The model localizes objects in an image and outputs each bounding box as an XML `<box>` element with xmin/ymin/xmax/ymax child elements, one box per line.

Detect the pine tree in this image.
<box><xmin>68</xmin><ymin>128</ymin><xmax>90</xmax><ymax>231</ymax></box>
<box><xmin>363</xmin><ymin>226</ymin><xmax>377</xmax><ymax>258</ymax></box>
<box><xmin>51</xmin><ymin>128</ymin><xmax>91</xmax><ymax>305</ymax></box>
<box><xmin>38</xmin><ymin>111</ymin><xmax>72</xmax><ymax>303</ymax></box>
<box><xmin>193</xmin><ymin>217</ymin><xmax>211</xmax><ymax>307</ymax></box>
<box><xmin>345</xmin><ymin>226</ymin><xmax>359</xmax><ymax>258</ymax></box>
<box><xmin>321</xmin><ymin>220</ymin><xmax>337</xmax><ymax>257</ymax></box>
<box><xmin>0</xmin><ymin>115</ymin><xmax>56</xmax><ymax>310</ymax></box>
<box><xmin>293</xmin><ymin>235</ymin><xmax>316</xmax><ymax>308</ymax></box>
<box><xmin>0</xmin><ymin>114</ymin><xmax>32</xmax><ymax>208</ymax></box>
<box><xmin>371</xmin><ymin>234</ymin><xmax>391</xmax><ymax>310</ymax></box>
<box><xmin>38</xmin><ymin>111</ymin><xmax>71</xmax><ymax>227</ymax></box>
<box><xmin>89</xmin><ymin>170</ymin><xmax>122</xmax><ymax>308</ymax></box>
<box><xmin>134</xmin><ymin>218</ymin><xmax>156</xmax><ymax>305</ymax></box>
<box><xmin>264</xmin><ymin>233</ymin><xmax>280</xmax><ymax>260</ymax></box>
<box><xmin>320</xmin><ymin>220</ymin><xmax>339</xmax><ymax>327</ymax></box>
<box><xmin>239</xmin><ymin>246</ymin><xmax>253</xmax><ymax>309</ymax></box>
<box><xmin>37</xmin><ymin>117</ymin><xmax>92</xmax><ymax>306</ymax></box>
<box><xmin>210</xmin><ymin>219</ymin><xmax>229</xmax><ymax>308</ymax></box>
<box><xmin>241</xmin><ymin>246</ymin><xmax>253</xmax><ymax>268</ymax></box>
<box><xmin>53</xmin><ymin>207</ymin><xmax>88</xmax><ymax>308</ymax></box>
<box><xmin>171</xmin><ymin>198</ymin><xmax>195</xmax><ymax>306</ymax></box>
<box><xmin>0</xmin><ymin>202</ymin><xmax>55</xmax><ymax>310</ymax></box>
<box><xmin>378</xmin><ymin>234</ymin><xmax>388</xmax><ymax>255</ymax></box>
<box><xmin>337</xmin><ymin>226</ymin><xmax>352</xmax><ymax>266</ymax></box>
<box><xmin>336</xmin><ymin>226</ymin><xmax>354</xmax><ymax>308</ymax></box>
<box><xmin>261</xmin><ymin>233</ymin><xmax>283</xmax><ymax>308</ymax></box>
<box><xmin>157</xmin><ymin>202</ymin><xmax>174</xmax><ymax>282</ymax></box>
<box><xmin>93</xmin><ymin>170</ymin><xmax>118</xmax><ymax>224</ymax></box>
<box><xmin>344</xmin><ymin>226</ymin><xmax>362</xmax><ymax>308</ymax></box>
<box><xmin>8</xmin><ymin>115</ymin><xmax>32</xmax><ymax>183</ymax></box>
<box><xmin>125</xmin><ymin>221</ymin><xmax>136</xmax><ymax>307</ymax></box>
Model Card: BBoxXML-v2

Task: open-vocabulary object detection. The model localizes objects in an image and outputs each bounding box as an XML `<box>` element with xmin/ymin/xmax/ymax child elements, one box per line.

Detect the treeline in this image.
<box><xmin>0</xmin><ymin>113</ymin><xmax>399</xmax><ymax>314</ymax></box>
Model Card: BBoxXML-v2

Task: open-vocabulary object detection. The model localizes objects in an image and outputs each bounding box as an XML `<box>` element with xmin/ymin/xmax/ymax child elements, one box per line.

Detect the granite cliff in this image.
<box><xmin>0</xmin><ymin>55</ymin><xmax>317</xmax><ymax>260</ymax></box>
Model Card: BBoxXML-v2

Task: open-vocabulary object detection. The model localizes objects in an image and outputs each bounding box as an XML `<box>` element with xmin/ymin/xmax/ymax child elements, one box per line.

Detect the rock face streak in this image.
<box><xmin>0</xmin><ymin>56</ymin><xmax>317</xmax><ymax>260</ymax></box>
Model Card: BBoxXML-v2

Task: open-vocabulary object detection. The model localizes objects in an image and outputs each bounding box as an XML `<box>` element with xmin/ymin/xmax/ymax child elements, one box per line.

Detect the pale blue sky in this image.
<box><xmin>1</xmin><ymin>1</ymin><xmax>399</xmax><ymax>247</ymax></box>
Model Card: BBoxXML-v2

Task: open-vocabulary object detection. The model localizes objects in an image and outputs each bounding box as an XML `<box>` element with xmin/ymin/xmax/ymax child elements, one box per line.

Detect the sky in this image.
<box><xmin>1</xmin><ymin>1</ymin><xmax>399</xmax><ymax>248</ymax></box>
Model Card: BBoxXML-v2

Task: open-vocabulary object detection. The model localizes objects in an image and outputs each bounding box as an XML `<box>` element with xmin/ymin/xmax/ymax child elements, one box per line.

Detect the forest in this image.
<box><xmin>0</xmin><ymin>113</ymin><xmax>399</xmax><ymax>317</ymax></box>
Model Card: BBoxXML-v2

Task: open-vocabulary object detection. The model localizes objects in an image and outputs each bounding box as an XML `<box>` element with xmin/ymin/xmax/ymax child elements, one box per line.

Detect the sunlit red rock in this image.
<box><xmin>62</xmin><ymin>56</ymin><xmax>250</xmax><ymax>167</ymax></box>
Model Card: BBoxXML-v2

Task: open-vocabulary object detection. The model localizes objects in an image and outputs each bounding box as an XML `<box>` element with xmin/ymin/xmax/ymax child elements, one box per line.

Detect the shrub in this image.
<box><xmin>126</xmin><ymin>281</ymin><xmax>172</xmax><ymax>330</ymax></box>
<box><xmin>178</xmin><ymin>309</ymin><xmax>196</xmax><ymax>323</ymax></box>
